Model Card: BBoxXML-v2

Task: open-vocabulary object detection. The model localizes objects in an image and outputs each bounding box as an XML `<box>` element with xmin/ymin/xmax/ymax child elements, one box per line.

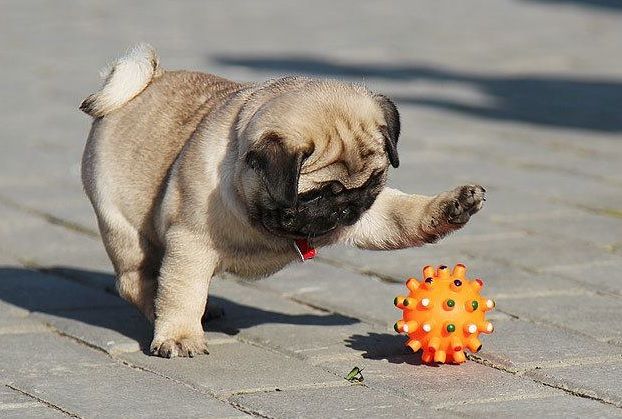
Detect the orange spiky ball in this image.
<box><xmin>393</xmin><ymin>264</ymin><xmax>494</xmax><ymax>364</ymax></box>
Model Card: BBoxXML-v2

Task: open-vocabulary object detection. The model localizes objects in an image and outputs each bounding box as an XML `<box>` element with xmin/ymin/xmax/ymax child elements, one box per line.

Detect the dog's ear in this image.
<box><xmin>374</xmin><ymin>94</ymin><xmax>400</xmax><ymax>168</ymax></box>
<box><xmin>245</xmin><ymin>133</ymin><xmax>309</xmax><ymax>207</ymax></box>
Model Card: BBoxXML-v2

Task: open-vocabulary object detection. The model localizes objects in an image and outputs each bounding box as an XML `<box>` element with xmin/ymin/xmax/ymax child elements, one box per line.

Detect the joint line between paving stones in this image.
<box><xmin>466</xmin><ymin>354</ymin><xmax>622</xmax><ymax>409</ymax></box>
<box><xmin>529</xmin><ymin>375</ymin><xmax>622</xmax><ymax>409</ymax></box>
<box><xmin>113</xmin><ymin>357</ymin><xmax>341</xmax><ymax>418</ymax></box>
<box><xmin>0</xmin><ymin>194</ymin><xmax>100</xmax><ymax>239</ymax></box>
<box><xmin>5</xmin><ymin>384</ymin><xmax>81</xmax><ymax>418</ymax></box>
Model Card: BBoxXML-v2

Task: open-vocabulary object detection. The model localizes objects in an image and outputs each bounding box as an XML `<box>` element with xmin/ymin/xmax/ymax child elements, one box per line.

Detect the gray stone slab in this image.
<box><xmin>481</xmin><ymin>188</ymin><xmax>573</xmax><ymax>219</ymax></box>
<box><xmin>33</xmin><ymin>307</ymin><xmax>236</xmax><ymax>354</ymax></box>
<box><xmin>0</xmin><ymin>333</ymin><xmax>243</xmax><ymax>418</ymax></box>
<box><xmin>445</xmin><ymin>257</ymin><xmax>589</xmax><ymax>300</ymax></box>
<box><xmin>541</xmin><ymin>257</ymin><xmax>622</xmax><ymax>296</ymax></box>
<box><xmin>321</xmin><ymin>245</ymin><xmax>471</xmax><ymax>283</ymax></box>
<box><xmin>443</xmin><ymin>235</ymin><xmax>610</xmax><ymax>272</ymax></box>
<box><xmin>0</xmin><ymin>316</ymin><xmax>49</xmax><ymax>335</ymax></box>
<box><xmin>446</xmin><ymin>393</ymin><xmax>622</xmax><ymax>418</ymax></box>
<box><xmin>121</xmin><ymin>341</ymin><xmax>345</xmax><ymax>397</ymax></box>
<box><xmin>258</xmin><ymin>262</ymin><xmax>405</xmax><ymax>325</ymax></box>
<box><xmin>474</xmin><ymin>319</ymin><xmax>622</xmax><ymax>372</ymax></box>
<box><xmin>493</xmin><ymin>208</ymin><xmax>622</xmax><ymax>247</ymax></box>
<box><xmin>208</xmin><ymin>277</ymin><xmax>361</xmax><ymax>336</ymax></box>
<box><xmin>230</xmin><ymin>385</ymin><xmax>458</xmax><ymax>418</ymax></box>
<box><xmin>0</xmin><ymin>386</ymin><xmax>67</xmax><ymax>419</ymax></box>
<box><xmin>0</xmin><ymin>202</ymin><xmax>111</xmax><ymax>272</ymax></box>
<box><xmin>0</xmin><ymin>267</ymin><xmax>126</xmax><ymax>312</ymax></box>
<box><xmin>527</xmin><ymin>361</ymin><xmax>622</xmax><ymax>409</ymax></box>
<box><xmin>500</xmin><ymin>294</ymin><xmax>622</xmax><ymax>344</ymax></box>
<box><xmin>319</xmin><ymin>357</ymin><xmax>556</xmax><ymax>408</ymax></box>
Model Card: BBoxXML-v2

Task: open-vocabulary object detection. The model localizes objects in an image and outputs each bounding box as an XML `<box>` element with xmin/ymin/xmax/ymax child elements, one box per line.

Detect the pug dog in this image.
<box><xmin>80</xmin><ymin>44</ymin><xmax>485</xmax><ymax>358</ymax></box>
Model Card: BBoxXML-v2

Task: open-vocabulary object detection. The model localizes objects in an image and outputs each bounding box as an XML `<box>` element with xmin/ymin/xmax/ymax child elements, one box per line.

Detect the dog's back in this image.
<box><xmin>80</xmin><ymin>44</ymin><xmax>242</xmax><ymax>261</ymax></box>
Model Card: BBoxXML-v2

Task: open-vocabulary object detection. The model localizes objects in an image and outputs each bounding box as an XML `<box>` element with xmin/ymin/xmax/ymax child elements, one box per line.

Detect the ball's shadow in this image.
<box><xmin>344</xmin><ymin>332</ymin><xmax>435</xmax><ymax>367</ymax></box>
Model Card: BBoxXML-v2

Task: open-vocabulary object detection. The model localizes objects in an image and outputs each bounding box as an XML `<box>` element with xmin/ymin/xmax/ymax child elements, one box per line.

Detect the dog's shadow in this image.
<box><xmin>0</xmin><ymin>266</ymin><xmax>360</xmax><ymax>351</ymax></box>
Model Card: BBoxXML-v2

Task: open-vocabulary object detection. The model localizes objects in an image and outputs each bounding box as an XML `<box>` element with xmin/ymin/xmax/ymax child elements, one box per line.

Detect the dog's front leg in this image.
<box><xmin>150</xmin><ymin>225</ymin><xmax>215</xmax><ymax>358</ymax></box>
<box><xmin>340</xmin><ymin>185</ymin><xmax>486</xmax><ymax>250</ymax></box>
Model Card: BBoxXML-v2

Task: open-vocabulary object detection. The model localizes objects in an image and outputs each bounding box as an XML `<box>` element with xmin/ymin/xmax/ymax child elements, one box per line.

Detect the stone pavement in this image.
<box><xmin>1</xmin><ymin>0</ymin><xmax>621</xmax><ymax>417</ymax></box>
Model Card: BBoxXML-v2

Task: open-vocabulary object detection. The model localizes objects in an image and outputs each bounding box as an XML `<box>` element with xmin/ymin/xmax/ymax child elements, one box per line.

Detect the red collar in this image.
<box><xmin>294</xmin><ymin>239</ymin><xmax>316</xmax><ymax>261</ymax></box>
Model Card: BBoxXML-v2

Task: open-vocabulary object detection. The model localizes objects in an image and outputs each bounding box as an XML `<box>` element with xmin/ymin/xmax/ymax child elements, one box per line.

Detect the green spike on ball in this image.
<box><xmin>471</xmin><ymin>300</ymin><xmax>479</xmax><ymax>310</ymax></box>
<box><xmin>446</xmin><ymin>324</ymin><xmax>456</xmax><ymax>333</ymax></box>
<box><xmin>447</xmin><ymin>299</ymin><xmax>455</xmax><ymax>308</ymax></box>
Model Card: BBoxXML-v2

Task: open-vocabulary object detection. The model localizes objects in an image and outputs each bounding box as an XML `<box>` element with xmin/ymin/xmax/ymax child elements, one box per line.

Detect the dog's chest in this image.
<box><xmin>221</xmin><ymin>242</ymin><xmax>302</xmax><ymax>278</ymax></box>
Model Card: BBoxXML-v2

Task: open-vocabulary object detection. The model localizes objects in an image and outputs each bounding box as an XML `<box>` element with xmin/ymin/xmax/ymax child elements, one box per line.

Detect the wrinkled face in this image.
<box><xmin>253</xmin><ymin>170</ymin><xmax>387</xmax><ymax>238</ymax></box>
<box><xmin>239</xmin><ymin>78</ymin><xmax>400</xmax><ymax>240</ymax></box>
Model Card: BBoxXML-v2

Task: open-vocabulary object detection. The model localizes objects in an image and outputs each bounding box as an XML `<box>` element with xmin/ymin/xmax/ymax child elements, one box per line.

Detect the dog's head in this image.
<box><xmin>237</xmin><ymin>78</ymin><xmax>400</xmax><ymax>239</ymax></box>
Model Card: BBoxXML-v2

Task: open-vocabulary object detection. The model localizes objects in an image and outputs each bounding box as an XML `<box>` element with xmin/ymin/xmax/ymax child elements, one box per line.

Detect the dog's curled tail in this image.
<box><xmin>80</xmin><ymin>43</ymin><xmax>162</xmax><ymax>118</ymax></box>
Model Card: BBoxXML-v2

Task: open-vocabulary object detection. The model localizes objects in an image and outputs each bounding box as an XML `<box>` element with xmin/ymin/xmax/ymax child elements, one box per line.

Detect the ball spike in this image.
<box><xmin>452</xmin><ymin>350</ymin><xmax>466</xmax><ymax>364</ymax></box>
<box><xmin>443</xmin><ymin>299</ymin><xmax>456</xmax><ymax>311</ymax></box>
<box><xmin>473</xmin><ymin>278</ymin><xmax>484</xmax><ymax>291</ymax></box>
<box><xmin>419</xmin><ymin>297</ymin><xmax>433</xmax><ymax>309</ymax></box>
<box><xmin>394</xmin><ymin>295</ymin><xmax>406</xmax><ymax>309</ymax></box>
<box><xmin>465</xmin><ymin>300</ymin><xmax>478</xmax><ymax>312</ymax></box>
<box><xmin>421</xmin><ymin>350</ymin><xmax>434</xmax><ymax>364</ymax></box>
<box><xmin>479</xmin><ymin>321</ymin><xmax>494</xmax><ymax>334</ymax></box>
<box><xmin>464</xmin><ymin>323</ymin><xmax>478</xmax><ymax>335</ymax></box>
<box><xmin>403</xmin><ymin>297</ymin><xmax>417</xmax><ymax>309</ymax></box>
<box><xmin>450</xmin><ymin>336</ymin><xmax>463</xmax><ymax>351</ymax></box>
<box><xmin>428</xmin><ymin>337</ymin><xmax>441</xmax><ymax>352</ymax></box>
<box><xmin>450</xmin><ymin>279</ymin><xmax>464</xmax><ymax>292</ymax></box>
<box><xmin>422</xmin><ymin>265</ymin><xmax>435</xmax><ymax>279</ymax></box>
<box><xmin>394</xmin><ymin>320</ymin><xmax>405</xmax><ymax>333</ymax></box>
<box><xmin>452</xmin><ymin>263</ymin><xmax>467</xmax><ymax>278</ymax></box>
<box><xmin>466</xmin><ymin>337</ymin><xmax>482</xmax><ymax>353</ymax></box>
<box><xmin>405</xmin><ymin>277</ymin><xmax>420</xmax><ymax>292</ymax></box>
<box><xmin>422</xmin><ymin>277</ymin><xmax>435</xmax><ymax>290</ymax></box>
<box><xmin>406</xmin><ymin>338</ymin><xmax>422</xmax><ymax>352</ymax></box>
<box><xmin>437</xmin><ymin>265</ymin><xmax>450</xmax><ymax>279</ymax></box>
<box><xmin>484</xmin><ymin>299</ymin><xmax>495</xmax><ymax>311</ymax></box>
<box><xmin>434</xmin><ymin>350</ymin><xmax>447</xmax><ymax>363</ymax></box>
<box><xmin>403</xmin><ymin>320</ymin><xmax>419</xmax><ymax>334</ymax></box>
<box><xmin>422</xmin><ymin>322</ymin><xmax>433</xmax><ymax>333</ymax></box>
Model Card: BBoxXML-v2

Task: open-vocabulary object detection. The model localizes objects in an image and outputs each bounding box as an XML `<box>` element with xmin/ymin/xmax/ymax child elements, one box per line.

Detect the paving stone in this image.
<box><xmin>541</xmin><ymin>257</ymin><xmax>622</xmax><ymax>296</ymax></box>
<box><xmin>0</xmin><ymin>316</ymin><xmax>49</xmax><ymax>335</ymax></box>
<box><xmin>480</xmin><ymin>188</ymin><xmax>574</xmax><ymax>219</ymax></box>
<box><xmin>492</xmin><ymin>209</ymin><xmax>622</xmax><ymax>247</ymax></box>
<box><xmin>121</xmin><ymin>341</ymin><xmax>345</xmax><ymax>397</ymax></box>
<box><xmin>473</xmin><ymin>319</ymin><xmax>622</xmax><ymax>372</ymax></box>
<box><xmin>208</xmin><ymin>276</ymin><xmax>360</xmax><ymax>329</ymax></box>
<box><xmin>500</xmin><ymin>294</ymin><xmax>622</xmax><ymax>344</ymax></box>
<box><xmin>444</xmin><ymin>235</ymin><xmax>609</xmax><ymax>272</ymax></box>
<box><xmin>0</xmin><ymin>386</ymin><xmax>67</xmax><ymax>419</ymax></box>
<box><xmin>527</xmin><ymin>361</ymin><xmax>622</xmax><ymax>409</ymax></box>
<box><xmin>0</xmin><ymin>333</ymin><xmax>244</xmax><ymax>418</ymax></box>
<box><xmin>446</xmin><ymin>393</ymin><xmax>622</xmax><ymax>418</ymax></box>
<box><xmin>33</xmin><ymin>307</ymin><xmax>236</xmax><ymax>354</ymax></box>
<box><xmin>0</xmin><ymin>266</ymin><xmax>126</xmax><ymax>312</ymax></box>
<box><xmin>321</xmin><ymin>245</ymin><xmax>471</xmax><ymax>282</ymax></box>
<box><xmin>319</xmin><ymin>356</ymin><xmax>557</xmax><ymax>408</ymax></box>
<box><xmin>258</xmin><ymin>262</ymin><xmax>405</xmax><ymax>325</ymax></box>
<box><xmin>0</xmin><ymin>202</ymin><xmax>111</xmax><ymax>271</ymax></box>
<box><xmin>230</xmin><ymin>385</ymin><xmax>457</xmax><ymax>418</ymax></box>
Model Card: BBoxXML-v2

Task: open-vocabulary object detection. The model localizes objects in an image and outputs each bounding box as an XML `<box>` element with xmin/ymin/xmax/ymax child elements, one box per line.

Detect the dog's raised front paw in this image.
<box><xmin>421</xmin><ymin>184</ymin><xmax>486</xmax><ymax>242</ymax></box>
<box><xmin>150</xmin><ymin>334</ymin><xmax>209</xmax><ymax>358</ymax></box>
<box><xmin>443</xmin><ymin>184</ymin><xmax>486</xmax><ymax>225</ymax></box>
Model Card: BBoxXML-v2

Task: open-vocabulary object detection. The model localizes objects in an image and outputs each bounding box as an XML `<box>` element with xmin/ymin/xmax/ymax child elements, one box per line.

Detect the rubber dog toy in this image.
<box><xmin>394</xmin><ymin>264</ymin><xmax>494</xmax><ymax>364</ymax></box>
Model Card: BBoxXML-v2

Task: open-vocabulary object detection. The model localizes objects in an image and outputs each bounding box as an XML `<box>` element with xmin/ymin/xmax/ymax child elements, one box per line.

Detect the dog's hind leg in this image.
<box><xmin>95</xmin><ymin>207</ymin><xmax>160</xmax><ymax>322</ymax></box>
